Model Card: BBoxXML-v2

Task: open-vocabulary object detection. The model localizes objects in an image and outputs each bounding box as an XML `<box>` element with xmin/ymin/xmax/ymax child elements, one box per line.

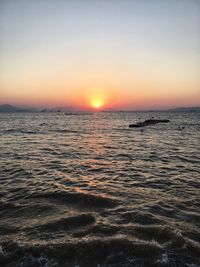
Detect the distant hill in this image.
<box><xmin>0</xmin><ymin>104</ymin><xmax>20</xmax><ymax>112</ymax></box>
<box><xmin>0</xmin><ymin>104</ymin><xmax>34</xmax><ymax>112</ymax></box>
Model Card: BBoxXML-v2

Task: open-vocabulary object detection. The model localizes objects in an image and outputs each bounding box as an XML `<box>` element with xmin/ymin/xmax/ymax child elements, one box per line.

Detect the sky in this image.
<box><xmin>0</xmin><ymin>0</ymin><xmax>200</xmax><ymax>110</ymax></box>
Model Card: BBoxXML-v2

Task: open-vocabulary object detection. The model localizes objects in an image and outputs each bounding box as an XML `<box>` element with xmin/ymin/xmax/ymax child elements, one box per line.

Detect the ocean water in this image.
<box><xmin>0</xmin><ymin>111</ymin><xmax>200</xmax><ymax>267</ymax></box>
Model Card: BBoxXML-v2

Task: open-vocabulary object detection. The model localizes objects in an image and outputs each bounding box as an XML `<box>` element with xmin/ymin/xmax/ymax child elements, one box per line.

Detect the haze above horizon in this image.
<box><xmin>0</xmin><ymin>0</ymin><xmax>200</xmax><ymax>110</ymax></box>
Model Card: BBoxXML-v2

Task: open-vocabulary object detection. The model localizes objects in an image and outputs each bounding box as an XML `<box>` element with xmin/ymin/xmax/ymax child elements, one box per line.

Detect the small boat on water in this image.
<box><xmin>129</xmin><ymin>119</ymin><xmax>170</xmax><ymax>128</ymax></box>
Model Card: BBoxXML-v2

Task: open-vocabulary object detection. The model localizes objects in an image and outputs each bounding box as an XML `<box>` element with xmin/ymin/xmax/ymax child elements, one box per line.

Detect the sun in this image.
<box><xmin>91</xmin><ymin>98</ymin><xmax>104</xmax><ymax>109</ymax></box>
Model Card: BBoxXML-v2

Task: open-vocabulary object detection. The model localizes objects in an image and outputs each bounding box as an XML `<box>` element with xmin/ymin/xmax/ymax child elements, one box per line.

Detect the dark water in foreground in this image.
<box><xmin>0</xmin><ymin>111</ymin><xmax>200</xmax><ymax>267</ymax></box>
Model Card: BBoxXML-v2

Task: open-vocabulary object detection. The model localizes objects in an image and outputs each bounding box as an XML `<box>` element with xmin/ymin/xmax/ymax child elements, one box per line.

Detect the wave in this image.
<box><xmin>73</xmin><ymin>223</ymin><xmax>120</xmax><ymax>238</ymax></box>
<box><xmin>35</xmin><ymin>213</ymin><xmax>95</xmax><ymax>232</ymax></box>
<box><xmin>3</xmin><ymin>128</ymin><xmax>39</xmax><ymax>134</ymax></box>
<box><xmin>29</xmin><ymin>191</ymin><xmax>119</xmax><ymax>209</ymax></box>
<box><xmin>119</xmin><ymin>211</ymin><xmax>163</xmax><ymax>225</ymax></box>
<box><xmin>1</xmin><ymin>237</ymin><xmax>199</xmax><ymax>267</ymax></box>
<box><xmin>49</xmin><ymin>129</ymin><xmax>80</xmax><ymax>133</ymax></box>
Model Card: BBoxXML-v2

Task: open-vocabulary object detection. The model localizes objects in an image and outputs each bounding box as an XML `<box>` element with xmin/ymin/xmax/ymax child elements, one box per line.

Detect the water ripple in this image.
<box><xmin>0</xmin><ymin>111</ymin><xmax>199</xmax><ymax>266</ymax></box>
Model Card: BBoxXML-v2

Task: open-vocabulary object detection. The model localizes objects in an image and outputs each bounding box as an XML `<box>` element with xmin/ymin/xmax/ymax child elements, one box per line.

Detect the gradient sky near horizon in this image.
<box><xmin>0</xmin><ymin>0</ymin><xmax>200</xmax><ymax>109</ymax></box>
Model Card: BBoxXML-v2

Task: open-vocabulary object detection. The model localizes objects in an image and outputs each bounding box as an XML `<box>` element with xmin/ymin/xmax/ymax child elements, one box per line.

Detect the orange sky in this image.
<box><xmin>0</xmin><ymin>0</ymin><xmax>200</xmax><ymax>110</ymax></box>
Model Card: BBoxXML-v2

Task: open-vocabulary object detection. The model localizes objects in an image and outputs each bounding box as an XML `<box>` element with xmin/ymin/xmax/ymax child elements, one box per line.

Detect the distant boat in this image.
<box><xmin>129</xmin><ymin>119</ymin><xmax>170</xmax><ymax>128</ymax></box>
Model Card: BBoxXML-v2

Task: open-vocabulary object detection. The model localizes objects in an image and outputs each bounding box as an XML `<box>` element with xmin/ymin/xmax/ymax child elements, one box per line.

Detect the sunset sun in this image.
<box><xmin>91</xmin><ymin>98</ymin><xmax>104</xmax><ymax>109</ymax></box>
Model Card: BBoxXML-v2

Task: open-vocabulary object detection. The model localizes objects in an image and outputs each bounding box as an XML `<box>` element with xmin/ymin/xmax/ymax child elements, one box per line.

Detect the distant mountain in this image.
<box><xmin>0</xmin><ymin>104</ymin><xmax>20</xmax><ymax>112</ymax></box>
<box><xmin>0</xmin><ymin>104</ymin><xmax>35</xmax><ymax>112</ymax></box>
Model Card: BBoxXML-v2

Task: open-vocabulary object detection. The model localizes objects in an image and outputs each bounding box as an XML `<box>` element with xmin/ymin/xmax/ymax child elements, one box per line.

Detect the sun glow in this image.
<box><xmin>84</xmin><ymin>86</ymin><xmax>113</xmax><ymax>109</ymax></box>
<box><xmin>90</xmin><ymin>98</ymin><xmax>104</xmax><ymax>109</ymax></box>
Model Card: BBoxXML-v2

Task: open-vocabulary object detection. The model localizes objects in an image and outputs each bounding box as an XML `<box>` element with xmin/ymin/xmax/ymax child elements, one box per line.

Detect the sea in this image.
<box><xmin>0</xmin><ymin>111</ymin><xmax>200</xmax><ymax>267</ymax></box>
